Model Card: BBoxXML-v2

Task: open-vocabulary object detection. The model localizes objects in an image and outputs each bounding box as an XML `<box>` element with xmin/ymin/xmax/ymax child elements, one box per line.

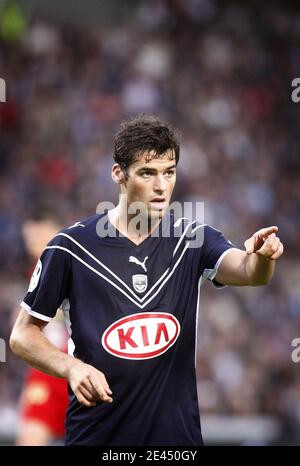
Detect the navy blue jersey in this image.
<box><xmin>21</xmin><ymin>212</ymin><xmax>235</xmax><ymax>446</ymax></box>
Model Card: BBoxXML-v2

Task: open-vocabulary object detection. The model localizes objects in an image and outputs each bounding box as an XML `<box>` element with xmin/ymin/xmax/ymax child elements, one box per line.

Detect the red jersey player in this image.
<box><xmin>16</xmin><ymin>206</ymin><xmax>69</xmax><ymax>445</ymax></box>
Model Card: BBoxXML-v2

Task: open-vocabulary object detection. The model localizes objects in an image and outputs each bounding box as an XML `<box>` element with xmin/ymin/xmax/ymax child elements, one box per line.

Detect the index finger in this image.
<box><xmin>260</xmin><ymin>226</ymin><xmax>278</xmax><ymax>239</ymax></box>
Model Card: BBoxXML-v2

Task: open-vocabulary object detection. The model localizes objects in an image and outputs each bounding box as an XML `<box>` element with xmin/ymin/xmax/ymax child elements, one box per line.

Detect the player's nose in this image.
<box><xmin>153</xmin><ymin>175</ymin><xmax>166</xmax><ymax>193</ymax></box>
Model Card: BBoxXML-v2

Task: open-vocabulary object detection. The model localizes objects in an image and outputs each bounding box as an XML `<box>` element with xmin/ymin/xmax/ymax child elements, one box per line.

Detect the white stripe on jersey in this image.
<box><xmin>52</xmin><ymin>226</ymin><xmax>200</xmax><ymax>303</ymax></box>
<box><xmin>45</xmin><ymin>242</ymin><xmax>191</xmax><ymax>309</ymax></box>
<box><xmin>20</xmin><ymin>301</ymin><xmax>52</xmax><ymax>322</ymax></box>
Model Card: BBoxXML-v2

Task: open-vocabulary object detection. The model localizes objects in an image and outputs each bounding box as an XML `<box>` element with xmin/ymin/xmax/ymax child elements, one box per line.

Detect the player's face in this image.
<box><xmin>124</xmin><ymin>150</ymin><xmax>177</xmax><ymax>220</ymax></box>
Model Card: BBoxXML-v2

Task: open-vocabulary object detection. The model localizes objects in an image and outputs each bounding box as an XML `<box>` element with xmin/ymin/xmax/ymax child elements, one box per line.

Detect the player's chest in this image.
<box><xmin>93</xmin><ymin>238</ymin><xmax>173</xmax><ymax>294</ymax></box>
<box><xmin>71</xmin><ymin>235</ymin><xmax>192</xmax><ymax>298</ymax></box>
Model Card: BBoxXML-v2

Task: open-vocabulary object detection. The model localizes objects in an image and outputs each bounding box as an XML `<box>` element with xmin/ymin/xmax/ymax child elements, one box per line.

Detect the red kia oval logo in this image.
<box><xmin>101</xmin><ymin>312</ymin><xmax>180</xmax><ymax>360</ymax></box>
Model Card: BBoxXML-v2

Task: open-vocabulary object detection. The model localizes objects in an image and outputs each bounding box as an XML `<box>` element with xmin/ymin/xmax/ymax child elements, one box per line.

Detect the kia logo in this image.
<box><xmin>101</xmin><ymin>312</ymin><xmax>180</xmax><ymax>360</ymax></box>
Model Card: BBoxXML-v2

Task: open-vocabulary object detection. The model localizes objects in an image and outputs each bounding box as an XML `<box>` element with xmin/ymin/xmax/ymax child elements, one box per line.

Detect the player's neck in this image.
<box><xmin>108</xmin><ymin>206</ymin><xmax>161</xmax><ymax>243</ymax></box>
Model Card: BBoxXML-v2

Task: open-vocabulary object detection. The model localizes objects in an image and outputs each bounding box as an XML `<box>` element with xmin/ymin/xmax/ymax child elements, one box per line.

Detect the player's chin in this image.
<box><xmin>149</xmin><ymin>206</ymin><xmax>168</xmax><ymax>220</ymax></box>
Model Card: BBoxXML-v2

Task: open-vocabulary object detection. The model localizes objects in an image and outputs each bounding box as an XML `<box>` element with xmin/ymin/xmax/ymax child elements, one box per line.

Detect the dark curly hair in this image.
<box><xmin>113</xmin><ymin>115</ymin><xmax>180</xmax><ymax>174</ymax></box>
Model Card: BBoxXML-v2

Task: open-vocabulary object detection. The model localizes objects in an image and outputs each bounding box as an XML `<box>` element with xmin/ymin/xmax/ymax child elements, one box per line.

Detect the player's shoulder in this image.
<box><xmin>171</xmin><ymin>216</ymin><xmax>207</xmax><ymax>239</ymax></box>
<box><xmin>170</xmin><ymin>215</ymin><xmax>230</xmax><ymax>250</ymax></box>
<box><xmin>65</xmin><ymin>213</ymin><xmax>104</xmax><ymax>235</ymax></box>
<box><xmin>202</xmin><ymin>224</ymin><xmax>224</xmax><ymax>241</ymax></box>
<box><xmin>48</xmin><ymin>213</ymin><xmax>105</xmax><ymax>247</ymax></box>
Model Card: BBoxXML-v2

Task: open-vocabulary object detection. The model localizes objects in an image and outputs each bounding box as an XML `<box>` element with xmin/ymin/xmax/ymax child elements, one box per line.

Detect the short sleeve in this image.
<box><xmin>21</xmin><ymin>235</ymin><xmax>71</xmax><ymax>322</ymax></box>
<box><xmin>201</xmin><ymin>225</ymin><xmax>235</xmax><ymax>288</ymax></box>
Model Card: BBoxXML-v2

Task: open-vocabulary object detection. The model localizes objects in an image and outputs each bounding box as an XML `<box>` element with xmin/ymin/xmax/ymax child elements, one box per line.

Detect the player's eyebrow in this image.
<box><xmin>137</xmin><ymin>164</ymin><xmax>177</xmax><ymax>173</ymax></box>
<box><xmin>164</xmin><ymin>164</ymin><xmax>177</xmax><ymax>171</ymax></box>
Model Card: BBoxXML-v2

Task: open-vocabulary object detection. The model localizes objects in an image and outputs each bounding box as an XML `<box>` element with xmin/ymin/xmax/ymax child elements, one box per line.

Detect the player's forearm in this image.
<box><xmin>10</xmin><ymin>324</ymin><xmax>74</xmax><ymax>379</ymax></box>
<box><xmin>244</xmin><ymin>253</ymin><xmax>276</xmax><ymax>286</ymax></box>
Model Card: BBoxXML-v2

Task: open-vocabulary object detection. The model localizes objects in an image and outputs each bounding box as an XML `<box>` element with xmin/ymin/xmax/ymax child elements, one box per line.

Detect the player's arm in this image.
<box><xmin>214</xmin><ymin>226</ymin><xmax>284</xmax><ymax>286</ymax></box>
<box><xmin>10</xmin><ymin>309</ymin><xmax>113</xmax><ymax>407</ymax></box>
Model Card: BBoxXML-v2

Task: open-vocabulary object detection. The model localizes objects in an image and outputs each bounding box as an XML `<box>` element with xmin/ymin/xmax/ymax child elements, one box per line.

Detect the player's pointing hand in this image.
<box><xmin>244</xmin><ymin>226</ymin><xmax>284</xmax><ymax>260</ymax></box>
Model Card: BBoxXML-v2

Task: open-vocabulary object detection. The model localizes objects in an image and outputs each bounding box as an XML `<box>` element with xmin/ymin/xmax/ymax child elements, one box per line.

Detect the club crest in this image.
<box><xmin>132</xmin><ymin>274</ymin><xmax>148</xmax><ymax>293</ymax></box>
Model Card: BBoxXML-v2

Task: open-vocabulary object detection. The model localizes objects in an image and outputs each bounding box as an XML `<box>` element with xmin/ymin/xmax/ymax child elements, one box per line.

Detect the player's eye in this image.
<box><xmin>165</xmin><ymin>170</ymin><xmax>175</xmax><ymax>177</ymax></box>
<box><xmin>141</xmin><ymin>172</ymin><xmax>152</xmax><ymax>178</ymax></box>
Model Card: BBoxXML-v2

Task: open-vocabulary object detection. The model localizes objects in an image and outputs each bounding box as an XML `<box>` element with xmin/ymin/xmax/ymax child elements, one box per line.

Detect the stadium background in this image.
<box><xmin>0</xmin><ymin>0</ymin><xmax>300</xmax><ymax>445</ymax></box>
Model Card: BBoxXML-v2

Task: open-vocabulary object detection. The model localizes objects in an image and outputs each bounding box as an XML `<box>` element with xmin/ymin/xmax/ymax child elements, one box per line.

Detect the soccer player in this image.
<box><xmin>10</xmin><ymin>115</ymin><xmax>284</xmax><ymax>446</ymax></box>
<box><xmin>15</xmin><ymin>207</ymin><xmax>69</xmax><ymax>445</ymax></box>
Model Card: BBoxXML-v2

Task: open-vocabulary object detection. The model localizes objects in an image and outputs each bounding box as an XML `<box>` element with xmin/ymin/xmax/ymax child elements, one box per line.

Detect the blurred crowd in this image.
<box><xmin>0</xmin><ymin>0</ymin><xmax>300</xmax><ymax>444</ymax></box>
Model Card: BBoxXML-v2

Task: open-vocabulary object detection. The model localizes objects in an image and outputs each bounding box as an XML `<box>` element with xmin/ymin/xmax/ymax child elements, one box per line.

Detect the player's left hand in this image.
<box><xmin>244</xmin><ymin>226</ymin><xmax>284</xmax><ymax>260</ymax></box>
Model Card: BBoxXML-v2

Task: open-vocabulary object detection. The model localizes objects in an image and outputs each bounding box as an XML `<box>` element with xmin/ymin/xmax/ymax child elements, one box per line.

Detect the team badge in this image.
<box><xmin>132</xmin><ymin>274</ymin><xmax>148</xmax><ymax>293</ymax></box>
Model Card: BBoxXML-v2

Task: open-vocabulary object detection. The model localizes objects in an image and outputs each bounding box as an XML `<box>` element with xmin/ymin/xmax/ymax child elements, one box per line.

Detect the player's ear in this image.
<box><xmin>112</xmin><ymin>164</ymin><xmax>126</xmax><ymax>185</ymax></box>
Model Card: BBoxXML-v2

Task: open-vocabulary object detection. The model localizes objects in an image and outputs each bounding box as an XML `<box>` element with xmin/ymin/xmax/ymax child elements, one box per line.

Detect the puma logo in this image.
<box><xmin>129</xmin><ymin>256</ymin><xmax>148</xmax><ymax>272</ymax></box>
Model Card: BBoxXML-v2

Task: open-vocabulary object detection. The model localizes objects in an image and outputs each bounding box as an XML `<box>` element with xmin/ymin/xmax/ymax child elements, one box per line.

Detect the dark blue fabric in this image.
<box><xmin>22</xmin><ymin>213</ymin><xmax>234</xmax><ymax>446</ymax></box>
